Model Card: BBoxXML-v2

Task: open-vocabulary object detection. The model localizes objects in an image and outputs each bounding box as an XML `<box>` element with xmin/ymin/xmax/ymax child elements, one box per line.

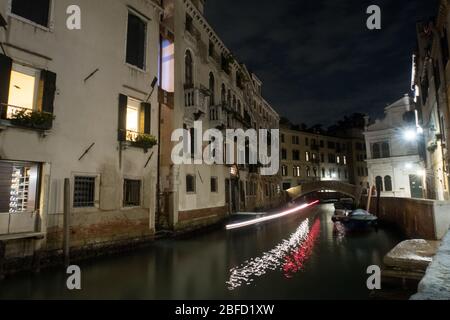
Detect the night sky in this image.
<box><xmin>206</xmin><ymin>0</ymin><xmax>438</xmax><ymax>127</ymax></box>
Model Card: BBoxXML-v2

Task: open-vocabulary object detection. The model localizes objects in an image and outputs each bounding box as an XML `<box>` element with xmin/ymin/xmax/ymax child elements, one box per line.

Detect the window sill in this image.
<box><xmin>126</xmin><ymin>63</ymin><xmax>147</xmax><ymax>73</ymax></box>
<box><xmin>0</xmin><ymin>119</ymin><xmax>52</xmax><ymax>134</ymax></box>
<box><xmin>9</xmin><ymin>13</ymin><xmax>52</xmax><ymax>32</ymax></box>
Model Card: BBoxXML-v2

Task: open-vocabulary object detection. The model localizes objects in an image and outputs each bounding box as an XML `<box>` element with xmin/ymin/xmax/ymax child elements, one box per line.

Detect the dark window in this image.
<box><xmin>328</xmin><ymin>154</ymin><xmax>336</xmax><ymax>163</ymax></box>
<box><xmin>282</xmin><ymin>183</ymin><xmax>291</xmax><ymax>191</ymax></box>
<box><xmin>208</xmin><ymin>40</ymin><xmax>215</xmax><ymax>57</ymax></box>
<box><xmin>320</xmin><ymin>140</ymin><xmax>324</xmax><ymax>148</ymax></box>
<box><xmin>123</xmin><ymin>179</ymin><xmax>141</xmax><ymax>207</ymax></box>
<box><xmin>281</xmin><ymin>149</ymin><xmax>287</xmax><ymax>160</ymax></box>
<box><xmin>11</xmin><ymin>0</ymin><xmax>50</xmax><ymax>27</ymax></box>
<box><xmin>372</xmin><ymin>143</ymin><xmax>381</xmax><ymax>159</ymax></box>
<box><xmin>211</xmin><ymin>177</ymin><xmax>218</xmax><ymax>193</ymax></box>
<box><xmin>305</xmin><ymin>138</ymin><xmax>309</xmax><ymax>146</ymax></box>
<box><xmin>384</xmin><ymin>176</ymin><xmax>393</xmax><ymax>192</ymax></box>
<box><xmin>381</xmin><ymin>142</ymin><xmax>390</xmax><ymax>158</ymax></box>
<box><xmin>376</xmin><ymin>176</ymin><xmax>384</xmax><ymax>192</ymax></box>
<box><xmin>74</xmin><ymin>176</ymin><xmax>96</xmax><ymax>208</ymax></box>
<box><xmin>186</xmin><ymin>175</ymin><xmax>196</xmax><ymax>193</ymax></box>
<box><xmin>185</xmin><ymin>50</ymin><xmax>193</xmax><ymax>86</ymax></box>
<box><xmin>185</xmin><ymin>14</ymin><xmax>193</xmax><ymax>33</ymax></box>
<box><xmin>126</xmin><ymin>12</ymin><xmax>146</xmax><ymax>69</ymax></box>
<box><xmin>328</xmin><ymin>141</ymin><xmax>336</xmax><ymax>149</ymax></box>
<box><xmin>209</xmin><ymin>72</ymin><xmax>215</xmax><ymax>105</ymax></box>
<box><xmin>281</xmin><ymin>134</ymin><xmax>285</xmax><ymax>143</ymax></box>
<box><xmin>292</xmin><ymin>150</ymin><xmax>300</xmax><ymax>161</ymax></box>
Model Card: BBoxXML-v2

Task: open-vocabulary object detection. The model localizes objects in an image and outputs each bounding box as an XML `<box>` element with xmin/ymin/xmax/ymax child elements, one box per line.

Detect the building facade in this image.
<box><xmin>413</xmin><ymin>2</ymin><xmax>450</xmax><ymax>201</ymax></box>
<box><xmin>364</xmin><ymin>96</ymin><xmax>427</xmax><ymax>199</ymax></box>
<box><xmin>158</xmin><ymin>0</ymin><xmax>282</xmax><ymax>231</ymax></box>
<box><xmin>280</xmin><ymin>124</ymin><xmax>368</xmax><ymax>193</ymax></box>
<box><xmin>0</xmin><ymin>0</ymin><xmax>162</xmax><ymax>266</ymax></box>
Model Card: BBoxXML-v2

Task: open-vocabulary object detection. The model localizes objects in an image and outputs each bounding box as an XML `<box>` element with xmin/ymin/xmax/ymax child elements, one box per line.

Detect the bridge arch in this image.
<box><xmin>286</xmin><ymin>181</ymin><xmax>362</xmax><ymax>203</ymax></box>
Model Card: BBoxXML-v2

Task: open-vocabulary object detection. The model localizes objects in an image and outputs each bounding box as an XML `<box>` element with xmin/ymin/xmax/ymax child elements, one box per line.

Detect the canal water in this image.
<box><xmin>0</xmin><ymin>204</ymin><xmax>404</xmax><ymax>300</ymax></box>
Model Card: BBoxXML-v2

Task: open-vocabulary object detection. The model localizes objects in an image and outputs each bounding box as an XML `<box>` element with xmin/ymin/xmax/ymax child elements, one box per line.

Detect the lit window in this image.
<box><xmin>126</xmin><ymin>99</ymin><xmax>140</xmax><ymax>133</ymax></box>
<box><xmin>305</xmin><ymin>152</ymin><xmax>310</xmax><ymax>162</ymax></box>
<box><xmin>7</xmin><ymin>64</ymin><xmax>39</xmax><ymax>117</ymax></box>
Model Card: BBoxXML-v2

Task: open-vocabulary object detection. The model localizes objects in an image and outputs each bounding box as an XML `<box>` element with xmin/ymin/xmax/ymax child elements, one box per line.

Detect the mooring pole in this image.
<box><xmin>63</xmin><ymin>178</ymin><xmax>71</xmax><ymax>267</ymax></box>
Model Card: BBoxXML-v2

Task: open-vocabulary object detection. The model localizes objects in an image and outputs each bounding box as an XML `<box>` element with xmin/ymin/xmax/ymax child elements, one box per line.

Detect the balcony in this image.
<box><xmin>0</xmin><ymin>104</ymin><xmax>54</xmax><ymax>131</ymax></box>
<box><xmin>185</xmin><ymin>88</ymin><xmax>209</xmax><ymax>120</ymax></box>
<box><xmin>209</xmin><ymin>104</ymin><xmax>226</xmax><ymax>129</ymax></box>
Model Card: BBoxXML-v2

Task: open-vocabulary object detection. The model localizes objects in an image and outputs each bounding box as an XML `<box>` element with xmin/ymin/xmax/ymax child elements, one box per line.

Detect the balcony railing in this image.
<box><xmin>0</xmin><ymin>103</ymin><xmax>54</xmax><ymax>130</ymax></box>
<box><xmin>185</xmin><ymin>88</ymin><xmax>209</xmax><ymax>119</ymax></box>
<box><xmin>209</xmin><ymin>104</ymin><xmax>226</xmax><ymax>129</ymax></box>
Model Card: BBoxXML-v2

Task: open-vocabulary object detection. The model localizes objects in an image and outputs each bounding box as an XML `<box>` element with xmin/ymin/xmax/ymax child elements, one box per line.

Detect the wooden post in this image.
<box><xmin>63</xmin><ymin>178</ymin><xmax>71</xmax><ymax>267</ymax></box>
<box><xmin>367</xmin><ymin>186</ymin><xmax>374</xmax><ymax>212</ymax></box>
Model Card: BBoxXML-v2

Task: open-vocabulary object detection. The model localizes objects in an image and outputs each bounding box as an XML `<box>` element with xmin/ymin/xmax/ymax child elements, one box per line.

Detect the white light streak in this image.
<box><xmin>226</xmin><ymin>200</ymin><xmax>319</xmax><ymax>230</ymax></box>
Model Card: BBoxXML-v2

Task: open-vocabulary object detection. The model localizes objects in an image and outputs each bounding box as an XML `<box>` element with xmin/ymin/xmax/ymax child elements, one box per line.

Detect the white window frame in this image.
<box><xmin>8</xmin><ymin>63</ymin><xmax>40</xmax><ymax>111</ymax></box>
<box><xmin>124</xmin><ymin>8</ymin><xmax>148</xmax><ymax>72</ymax></box>
<box><xmin>7</xmin><ymin>0</ymin><xmax>55</xmax><ymax>31</ymax></box>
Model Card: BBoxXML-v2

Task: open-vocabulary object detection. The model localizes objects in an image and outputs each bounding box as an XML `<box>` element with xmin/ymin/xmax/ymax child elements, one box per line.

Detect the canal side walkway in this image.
<box><xmin>411</xmin><ymin>230</ymin><xmax>450</xmax><ymax>300</ymax></box>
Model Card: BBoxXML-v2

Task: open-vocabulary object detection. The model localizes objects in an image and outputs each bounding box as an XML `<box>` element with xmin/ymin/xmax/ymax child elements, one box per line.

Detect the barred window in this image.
<box><xmin>73</xmin><ymin>176</ymin><xmax>96</xmax><ymax>208</ymax></box>
<box><xmin>123</xmin><ymin>179</ymin><xmax>141</xmax><ymax>207</ymax></box>
<box><xmin>186</xmin><ymin>175</ymin><xmax>196</xmax><ymax>193</ymax></box>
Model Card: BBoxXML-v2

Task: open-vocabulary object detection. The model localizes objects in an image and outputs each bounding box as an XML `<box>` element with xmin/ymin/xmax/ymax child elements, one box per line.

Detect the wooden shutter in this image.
<box><xmin>118</xmin><ymin>94</ymin><xmax>128</xmax><ymax>141</ymax></box>
<box><xmin>141</xmin><ymin>102</ymin><xmax>151</xmax><ymax>134</ymax></box>
<box><xmin>0</xmin><ymin>54</ymin><xmax>12</xmax><ymax>119</ymax></box>
<box><xmin>40</xmin><ymin>70</ymin><xmax>57</xmax><ymax>115</ymax></box>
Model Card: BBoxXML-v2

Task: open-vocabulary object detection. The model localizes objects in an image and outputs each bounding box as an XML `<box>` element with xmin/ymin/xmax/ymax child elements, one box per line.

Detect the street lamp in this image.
<box><xmin>403</xmin><ymin>128</ymin><xmax>418</xmax><ymax>141</ymax></box>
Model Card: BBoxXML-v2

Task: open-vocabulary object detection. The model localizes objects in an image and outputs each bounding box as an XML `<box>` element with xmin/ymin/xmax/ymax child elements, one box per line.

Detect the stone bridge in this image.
<box><xmin>286</xmin><ymin>181</ymin><xmax>363</xmax><ymax>204</ymax></box>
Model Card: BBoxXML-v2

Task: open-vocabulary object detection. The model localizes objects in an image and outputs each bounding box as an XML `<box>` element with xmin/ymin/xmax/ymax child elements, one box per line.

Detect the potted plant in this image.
<box><xmin>133</xmin><ymin>133</ymin><xmax>158</xmax><ymax>151</ymax></box>
<box><xmin>10</xmin><ymin>109</ymin><xmax>55</xmax><ymax>130</ymax></box>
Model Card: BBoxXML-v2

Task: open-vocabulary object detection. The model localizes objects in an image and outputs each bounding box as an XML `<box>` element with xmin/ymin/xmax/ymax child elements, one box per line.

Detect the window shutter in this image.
<box><xmin>0</xmin><ymin>54</ymin><xmax>12</xmax><ymax>119</ymax></box>
<box><xmin>141</xmin><ymin>102</ymin><xmax>151</xmax><ymax>134</ymax></box>
<box><xmin>118</xmin><ymin>94</ymin><xmax>128</xmax><ymax>141</ymax></box>
<box><xmin>41</xmin><ymin>70</ymin><xmax>57</xmax><ymax>115</ymax></box>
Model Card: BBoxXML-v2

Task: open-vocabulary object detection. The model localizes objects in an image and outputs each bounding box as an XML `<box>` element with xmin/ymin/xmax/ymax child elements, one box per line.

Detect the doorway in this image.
<box><xmin>409</xmin><ymin>174</ymin><xmax>424</xmax><ymax>199</ymax></box>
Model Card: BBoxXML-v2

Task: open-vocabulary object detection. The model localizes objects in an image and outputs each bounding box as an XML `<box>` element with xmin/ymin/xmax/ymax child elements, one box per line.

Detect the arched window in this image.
<box><xmin>306</xmin><ymin>167</ymin><xmax>311</xmax><ymax>177</ymax></box>
<box><xmin>375</xmin><ymin>176</ymin><xmax>384</xmax><ymax>192</ymax></box>
<box><xmin>185</xmin><ymin>50</ymin><xmax>193</xmax><ymax>87</ymax></box>
<box><xmin>209</xmin><ymin>72</ymin><xmax>215</xmax><ymax>105</ymax></box>
<box><xmin>384</xmin><ymin>176</ymin><xmax>393</xmax><ymax>192</ymax></box>
<box><xmin>221</xmin><ymin>84</ymin><xmax>226</xmax><ymax>104</ymax></box>
<box><xmin>313</xmin><ymin>168</ymin><xmax>318</xmax><ymax>177</ymax></box>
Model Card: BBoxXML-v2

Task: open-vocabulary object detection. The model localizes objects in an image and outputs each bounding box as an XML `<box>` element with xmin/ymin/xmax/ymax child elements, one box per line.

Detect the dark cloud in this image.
<box><xmin>205</xmin><ymin>0</ymin><xmax>438</xmax><ymax>126</ymax></box>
